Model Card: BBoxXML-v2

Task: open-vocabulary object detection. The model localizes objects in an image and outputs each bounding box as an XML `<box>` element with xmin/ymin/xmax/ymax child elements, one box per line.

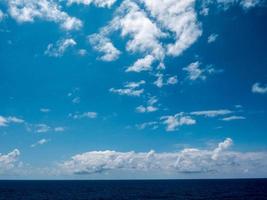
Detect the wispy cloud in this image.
<box><xmin>69</xmin><ymin>112</ymin><xmax>98</xmax><ymax>119</ymax></box>
<box><xmin>207</xmin><ymin>33</ymin><xmax>218</xmax><ymax>43</ymax></box>
<box><xmin>190</xmin><ymin>109</ymin><xmax>233</xmax><ymax>118</ymax></box>
<box><xmin>136</xmin><ymin>96</ymin><xmax>158</xmax><ymax>113</ymax></box>
<box><xmin>31</xmin><ymin>139</ymin><xmax>49</xmax><ymax>148</ymax></box>
<box><xmin>221</xmin><ymin>116</ymin><xmax>246</xmax><ymax>121</ymax></box>
<box><xmin>252</xmin><ymin>82</ymin><xmax>267</xmax><ymax>94</ymax></box>
<box><xmin>45</xmin><ymin>38</ymin><xmax>77</xmax><ymax>57</ymax></box>
<box><xmin>0</xmin><ymin>116</ymin><xmax>24</xmax><ymax>127</ymax></box>
<box><xmin>110</xmin><ymin>80</ymin><xmax>145</xmax><ymax>97</ymax></box>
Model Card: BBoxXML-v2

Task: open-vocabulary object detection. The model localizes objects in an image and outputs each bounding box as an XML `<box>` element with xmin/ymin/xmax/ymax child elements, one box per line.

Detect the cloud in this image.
<box><xmin>207</xmin><ymin>33</ymin><xmax>218</xmax><ymax>43</ymax></box>
<box><xmin>190</xmin><ymin>109</ymin><xmax>233</xmax><ymax>117</ymax></box>
<box><xmin>252</xmin><ymin>82</ymin><xmax>267</xmax><ymax>94</ymax></box>
<box><xmin>154</xmin><ymin>74</ymin><xmax>178</xmax><ymax>88</ymax></box>
<box><xmin>183</xmin><ymin>61</ymin><xmax>219</xmax><ymax>81</ymax></box>
<box><xmin>0</xmin><ymin>149</ymin><xmax>20</xmax><ymax>172</ymax></box>
<box><xmin>110</xmin><ymin>80</ymin><xmax>145</xmax><ymax>97</ymax></box>
<box><xmin>67</xmin><ymin>0</ymin><xmax>117</xmax><ymax>8</ymax></box>
<box><xmin>7</xmin><ymin>0</ymin><xmax>82</xmax><ymax>30</ymax></box>
<box><xmin>160</xmin><ymin>113</ymin><xmax>196</xmax><ymax>131</ymax></box>
<box><xmin>142</xmin><ymin>0</ymin><xmax>202</xmax><ymax>57</ymax></box>
<box><xmin>45</xmin><ymin>38</ymin><xmax>77</xmax><ymax>57</ymax></box>
<box><xmin>221</xmin><ymin>116</ymin><xmax>246</xmax><ymax>121</ymax></box>
<box><xmin>35</xmin><ymin>124</ymin><xmax>51</xmax><ymax>133</ymax></box>
<box><xmin>61</xmin><ymin>138</ymin><xmax>267</xmax><ymax>176</ymax></box>
<box><xmin>31</xmin><ymin>139</ymin><xmax>49</xmax><ymax>148</ymax></box>
<box><xmin>0</xmin><ymin>10</ymin><xmax>4</xmax><ymax>21</ymax></box>
<box><xmin>0</xmin><ymin>116</ymin><xmax>24</xmax><ymax>127</ymax></box>
<box><xmin>72</xmin><ymin>97</ymin><xmax>81</xmax><ymax>104</ymax></box>
<box><xmin>70</xmin><ymin>112</ymin><xmax>98</xmax><ymax>119</ymax></box>
<box><xmin>54</xmin><ymin>127</ymin><xmax>65</xmax><ymax>132</ymax></box>
<box><xmin>212</xmin><ymin>138</ymin><xmax>233</xmax><ymax>160</ymax></box>
<box><xmin>136</xmin><ymin>96</ymin><xmax>158</xmax><ymax>113</ymax></box>
<box><xmin>88</xmin><ymin>34</ymin><xmax>120</xmax><ymax>61</ymax></box>
<box><xmin>126</xmin><ymin>55</ymin><xmax>154</xmax><ymax>72</ymax></box>
<box><xmin>40</xmin><ymin>108</ymin><xmax>51</xmax><ymax>113</ymax></box>
<box><xmin>136</xmin><ymin>121</ymin><xmax>159</xmax><ymax>130</ymax></box>
<box><xmin>115</xmin><ymin>0</ymin><xmax>165</xmax><ymax>59</ymax></box>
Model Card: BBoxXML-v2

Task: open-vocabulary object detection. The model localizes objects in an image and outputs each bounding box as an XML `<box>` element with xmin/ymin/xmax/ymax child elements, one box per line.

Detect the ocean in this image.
<box><xmin>0</xmin><ymin>179</ymin><xmax>266</xmax><ymax>200</ymax></box>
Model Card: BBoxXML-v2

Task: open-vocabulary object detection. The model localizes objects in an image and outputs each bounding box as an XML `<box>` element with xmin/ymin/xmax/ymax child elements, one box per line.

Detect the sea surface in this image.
<box><xmin>0</xmin><ymin>179</ymin><xmax>266</xmax><ymax>200</ymax></box>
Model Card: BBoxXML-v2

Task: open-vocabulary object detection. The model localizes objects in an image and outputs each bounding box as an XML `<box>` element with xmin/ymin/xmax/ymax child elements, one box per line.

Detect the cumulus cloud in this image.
<box><xmin>212</xmin><ymin>138</ymin><xmax>233</xmax><ymax>160</ymax></box>
<box><xmin>160</xmin><ymin>113</ymin><xmax>196</xmax><ymax>131</ymax></box>
<box><xmin>7</xmin><ymin>0</ymin><xmax>82</xmax><ymax>30</ymax></box>
<box><xmin>190</xmin><ymin>109</ymin><xmax>233</xmax><ymax>117</ymax></box>
<box><xmin>31</xmin><ymin>138</ymin><xmax>49</xmax><ymax>148</ymax></box>
<box><xmin>110</xmin><ymin>80</ymin><xmax>145</xmax><ymax>97</ymax></box>
<box><xmin>0</xmin><ymin>116</ymin><xmax>24</xmax><ymax>127</ymax></box>
<box><xmin>126</xmin><ymin>55</ymin><xmax>154</xmax><ymax>72</ymax></box>
<box><xmin>252</xmin><ymin>82</ymin><xmax>267</xmax><ymax>94</ymax></box>
<box><xmin>136</xmin><ymin>96</ymin><xmax>158</xmax><ymax>113</ymax></box>
<box><xmin>0</xmin><ymin>149</ymin><xmax>20</xmax><ymax>172</ymax></box>
<box><xmin>221</xmin><ymin>116</ymin><xmax>246</xmax><ymax>121</ymax></box>
<box><xmin>45</xmin><ymin>38</ymin><xmax>77</xmax><ymax>57</ymax></box>
<box><xmin>60</xmin><ymin>138</ymin><xmax>267</xmax><ymax>176</ymax></box>
<box><xmin>207</xmin><ymin>33</ymin><xmax>218</xmax><ymax>43</ymax></box>
<box><xmin>88</xmin><ymin>34</ymin><xmax>120</xmax><ymax>61</ymax></box>
<box><xmin>142</xmin><ymin>0</ymin><xmax>202</xmax><ymax>57</ymax></box>
<box><xmin>67</xmin><ymin>0</ymin><xmax>117</xmax><ymax>8</ymax></box>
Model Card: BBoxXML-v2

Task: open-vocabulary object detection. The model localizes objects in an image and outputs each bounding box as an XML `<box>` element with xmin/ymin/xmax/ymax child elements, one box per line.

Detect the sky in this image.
<box><xmin>0</xmin><ymin>0</ymin><xmax>267</xmax><ymax>179</ymax></box>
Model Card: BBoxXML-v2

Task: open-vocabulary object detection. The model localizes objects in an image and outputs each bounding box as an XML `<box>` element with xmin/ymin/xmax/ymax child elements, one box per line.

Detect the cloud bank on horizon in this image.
<box><xmin>0</xmin><ymin>0</ymin><xmax>267</xmax><ymax>179</ymax></box>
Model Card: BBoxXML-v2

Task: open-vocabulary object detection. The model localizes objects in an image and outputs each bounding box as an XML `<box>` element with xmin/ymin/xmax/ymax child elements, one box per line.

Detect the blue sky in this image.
<box><xmin>0</xmin><ymin>0</ymin><xmax>267</xmax><ymax>179</ymax></box>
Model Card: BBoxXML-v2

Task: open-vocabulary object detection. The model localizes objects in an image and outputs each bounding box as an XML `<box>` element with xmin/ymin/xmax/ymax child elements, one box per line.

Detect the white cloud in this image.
<box><xmin>72</xmin><ymin>97</ymin><xmax>81</xmax><ymax>104</ymax></box>
<box><xmin>70</xmin><ymin>112</ymin><xmax>98</xmax><ymax>119</ymax></box>
<box><xmin>61</xmin><ymin>138</ymin><xmax>267</xmax><ymax>176</ymax></box>
<box><xmin>110</xmin><ymin>80</ymin><xmax>145</xmax><ymax>97</ymax></box>
<box><xmin>88</xmin><ymin>34</ymin><xmax>120</xmax><ymax>62</ymax></box>
<box><xmin>222</xmin><ymin>116</ymin><xmax>246</xmax><ymax>121</ymax></box>
<box><xmin>142</xmin><ymin>0</ymin><xmax>202</xmax><ymax>57</ymax></box>
<box><xmin>115</xmin><ymin>0</ymin><xmax>165</xmax><ymax>59</ymax></box>
<box><xmin>252</xmin><ymin>82</ymin><xmax>267</xmax><ymax>94</ymax></box>
<box><xmin>67</xmin><ymin>0</ymin><xmax>117</xmax><ymax>8</ymax></box>
<box><xmin>0</xmin><ymin>149</ymin><xmax>20</xmax><ymax>172</ymax></box>
<box><xmin>7</xmin><ymin>0</ymin><xmax>82</xmax><ymax>30</ymax></box>
<box><xmin>136</xmin><ymin>96</ymin><xmax>158</xmax><ymax>113</ymax></box>
<box><xmin>40</xmin><ymin>108</ymin><xmax>51</xmax><ymax>113</ymax></box>
<box><xmin>161</xmin><ymin>113</ymin><xmax>196</xmax><ymax>131</ymax></box>
<box><xmin>240</xmin><ymin>0</ymin><xmax>262</xmax><ymax>9</ymax></box>
<box><xmin>54</xmin><ymin>127</ymin><xmax>65</xmax><ymax>132</ymax></box>
<box><xmin>183</xmin><ymin>61</ymin><xmax>206</xmax><ymax>81</ymax></box>
<box><xmin>154</xmin><ymin>74</ymin><xmax>178</xmax><ymax>88</ymax></box>
<box><xmin>31</xmin><ymin>139</ymin><xmax>49</xmax><ymax>148</ymax></box>
<box><xmin>136</xmin><ymin>121</ymin><xmax>159</xmax><ymax>130</ymax></box>
<box><xmin>45</xmin><ymin>38</ymin><xmax>77</xmax><ymax>57</ymax></box>
<box><xmin>0</xmin><ymin>116</ymin><xmax>24</xmax><ymax>127</ymax></box>
<box><xmin>190</xmin><ymin>109</ymin><xmax>233</xmax><ymax>117</ymax></box>
<box><xmin>207</xmin><ymin>33</ymin><xmax>218</xmax><ymax>43</ymax></box>
<box><xmin>35</xmin><ymin>124</ymin><xmax>51</xmax><ymax>133</ymax></box>
<box><xmin>212</xmin><ymin>138</ymin><xmax>233</xmax><ymax>160</ymax></box>
<box><xmin>0</xmin><ymin>10</ymin><xmax>4</xmax><ymax>21</ymax></box>
<box><xmin>126</xmin><ymin>55</ymin><xmax>154</xmax><ymax>72</ymax></box>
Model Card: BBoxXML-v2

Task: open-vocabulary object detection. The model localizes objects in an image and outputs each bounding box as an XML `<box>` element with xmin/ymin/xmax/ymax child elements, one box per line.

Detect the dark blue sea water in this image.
<box><xmin>0</xmin><ymin>179</ymin><xmax>266</xmax><ymax>200</ymax></box>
